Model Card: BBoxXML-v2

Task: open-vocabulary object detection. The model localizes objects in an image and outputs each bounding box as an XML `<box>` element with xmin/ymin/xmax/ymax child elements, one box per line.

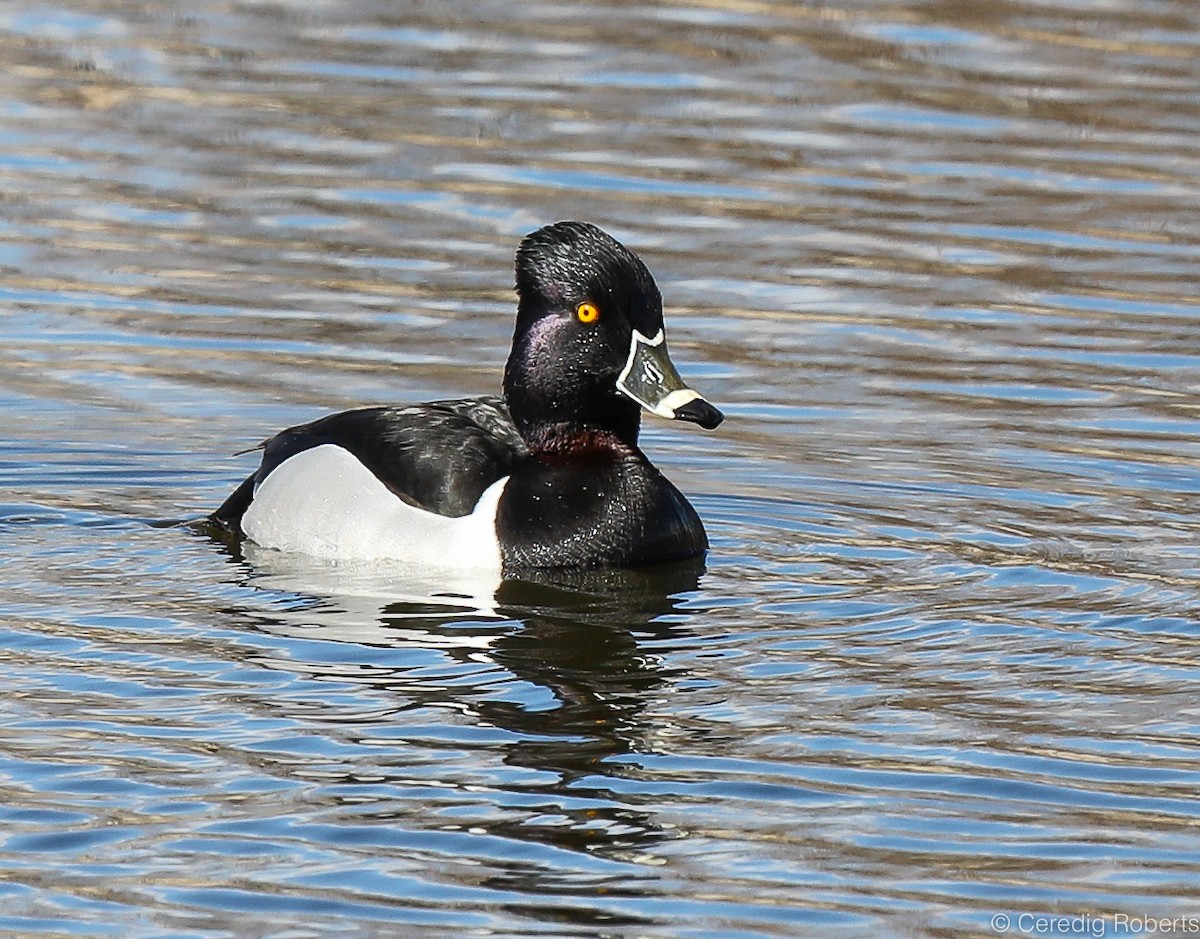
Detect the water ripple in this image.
<box><xmin>1</xmin><ymin>0</ymin><xmax>1199</xmax><ymax>935</ymax></box>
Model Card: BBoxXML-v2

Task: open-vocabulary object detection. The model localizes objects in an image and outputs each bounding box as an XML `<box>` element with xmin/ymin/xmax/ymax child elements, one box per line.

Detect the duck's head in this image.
<box><xmin>503</xmin><ymin>221</ymin><xmax>723</xmax><ymax>452</ymax></box>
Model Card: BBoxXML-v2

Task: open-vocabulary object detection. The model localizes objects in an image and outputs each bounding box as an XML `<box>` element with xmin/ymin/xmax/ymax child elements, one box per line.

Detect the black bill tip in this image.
<box><xmin>673</xmin><ymin>397</ymin><xmax>724</xmax><ymax>430</ymax></box>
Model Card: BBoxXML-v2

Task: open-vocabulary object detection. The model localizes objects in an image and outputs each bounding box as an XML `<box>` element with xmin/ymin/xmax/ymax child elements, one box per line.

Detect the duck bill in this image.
<box><xmin>616</xmin><ymin>329</ymin><xmax>724</xmax><ymax>430</ymax></box>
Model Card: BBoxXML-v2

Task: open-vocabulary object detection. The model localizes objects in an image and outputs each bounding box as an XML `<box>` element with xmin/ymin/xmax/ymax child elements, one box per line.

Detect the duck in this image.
<box><xmin>210</xmin><ymin>220</ymin><xmax>724</xmax><ymax>573</ymax></box>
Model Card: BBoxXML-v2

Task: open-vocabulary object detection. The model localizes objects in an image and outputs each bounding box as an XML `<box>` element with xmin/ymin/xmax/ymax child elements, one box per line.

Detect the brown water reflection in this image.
<box><xmin>1</xmin><ymin>1</ymin><xmax>1198</xmax><ymax>936</ymax></box>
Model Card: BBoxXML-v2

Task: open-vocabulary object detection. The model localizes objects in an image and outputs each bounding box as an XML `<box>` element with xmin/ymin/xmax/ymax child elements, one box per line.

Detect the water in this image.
<box><xmin>2</xmin><ymin>1</ymin><xmax>1199</xmax><ymax>936</ymax></box>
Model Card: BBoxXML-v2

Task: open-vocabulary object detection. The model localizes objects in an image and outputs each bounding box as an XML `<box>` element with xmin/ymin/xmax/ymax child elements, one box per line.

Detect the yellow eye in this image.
<box><xmin>576</xmin><ymin>302</ymin><xmax>600</xmax><ymax>324</ymax></box>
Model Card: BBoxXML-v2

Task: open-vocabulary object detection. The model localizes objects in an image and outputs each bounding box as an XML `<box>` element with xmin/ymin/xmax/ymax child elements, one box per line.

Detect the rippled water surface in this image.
<box><xmin>2</xmin><ymin>1</ymin><xmax>1199</xmax><ymax>936</ymax></box>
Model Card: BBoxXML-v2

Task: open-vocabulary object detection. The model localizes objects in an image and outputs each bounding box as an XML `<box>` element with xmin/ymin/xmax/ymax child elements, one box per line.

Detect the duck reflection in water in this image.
<box><xmin>218</xmin><ymin>544</ymin><xmax>707</xmax><ymax>867</ymax></box>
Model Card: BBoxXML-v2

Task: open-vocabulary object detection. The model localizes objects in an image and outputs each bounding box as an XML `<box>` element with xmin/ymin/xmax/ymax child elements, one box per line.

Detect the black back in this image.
<box><xmin>211</xmin><ymin>396</ymin><xmax>526</xmax><ymax>531</ymax></box>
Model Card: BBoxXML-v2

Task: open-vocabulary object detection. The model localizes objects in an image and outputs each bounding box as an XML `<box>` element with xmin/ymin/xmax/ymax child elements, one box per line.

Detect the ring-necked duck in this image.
<box><xmin>211</xmin><ymin>221</ymin><xmax>723</xmax><ymax>572</ymax></box>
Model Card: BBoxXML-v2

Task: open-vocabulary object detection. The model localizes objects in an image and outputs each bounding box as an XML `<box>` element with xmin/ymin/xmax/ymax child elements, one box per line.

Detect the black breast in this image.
<box><xmin>496</xmin><ymin>450</ymin><xmax>708</xmax><ymax>570</ymax></box>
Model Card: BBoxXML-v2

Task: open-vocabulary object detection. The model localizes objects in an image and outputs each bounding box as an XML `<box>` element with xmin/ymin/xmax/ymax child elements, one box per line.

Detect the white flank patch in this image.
<box><xmin>242</xmin><ymin>444</ymin><xmax>506</xmax><ymax>569</ymax></box>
